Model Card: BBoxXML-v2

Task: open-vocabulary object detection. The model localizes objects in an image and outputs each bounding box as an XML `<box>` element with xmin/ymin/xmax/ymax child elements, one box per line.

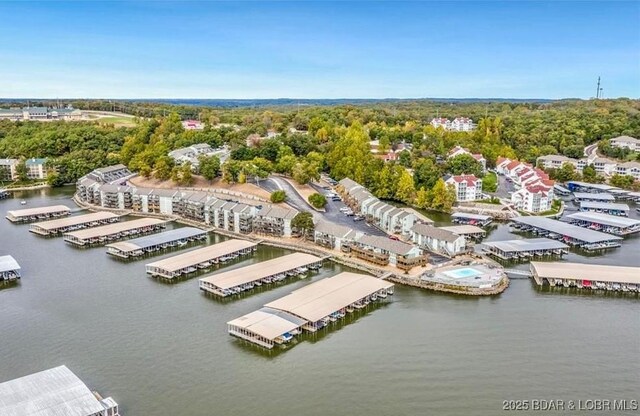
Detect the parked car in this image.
<box><xmin>353</xmin><ymin>215</ymin><xmax>364</xmax><ymax>221</ymax></box>
<box><xmin>388</xmin><ymin>235</ymin><xmax>400</xmax><ymax>241</ymax></box>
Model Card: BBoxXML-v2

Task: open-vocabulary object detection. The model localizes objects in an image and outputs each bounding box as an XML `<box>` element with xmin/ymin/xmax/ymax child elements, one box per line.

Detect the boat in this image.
<box><xmin>20</xmin><ymin>200</ymin><xmax>27</xmax><ymax>205</ymax></box>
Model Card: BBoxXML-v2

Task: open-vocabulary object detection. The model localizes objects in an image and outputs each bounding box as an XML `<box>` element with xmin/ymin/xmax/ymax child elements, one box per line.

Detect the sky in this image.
<box><xmin>0</xmin><ymin>1</ymin><xmax>638</xmax><ymax>99</ymax></box>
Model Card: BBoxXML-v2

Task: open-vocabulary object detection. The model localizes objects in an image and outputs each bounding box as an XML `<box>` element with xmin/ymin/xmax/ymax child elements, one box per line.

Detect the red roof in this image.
<box><xmin>472</xmin><ymin>153</ymin><xmax>485</xmax><ymax>161</ymax></box>
<box><xmin>450</xmin><ymin>174</ymin><xmax>479</xmax><ymax>186</ymax></box>
<box><xmin>506</xmin><ymin>160</ymin><xmax>521</xmax><ymax>170</ymax></box>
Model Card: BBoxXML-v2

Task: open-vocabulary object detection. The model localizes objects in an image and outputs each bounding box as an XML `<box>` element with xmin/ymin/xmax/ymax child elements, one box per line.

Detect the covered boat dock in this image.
<box><xmin>227</xmin><ymin>308</ymin><xmax>308</xmax><ymax>349</ymax></box>
<box><xmin>145</xmin><ymin>239</ymin><xmax>257</xmax><ymax>279</ymax></box>
<box><xmin>565</xmin><ymin>212</ymin><xmax>640</xmax><ymax>236</ymax></box>
<box><xmin>106</xmin><ymin>227</ymin><xmax>207</xmax><ymax>258</ymax></box>
<box><xmin>439</xmin><ymin>224</ymin><xmax>486</xmax><ymax>241</ymax></box>
<box><xmin>510</xmin><ymin>216</ymin><xmax>623</xmax><ymax>250</ymax></box>
<box><xmin>572</xmin><ymin>192</ymin><xmax>614</xmax><ymax>203</ymax></box>
<box><xmin>553</xmin><ymin>184</ymin><xmax>571</xmax><ymax>196</ymax></box>
<box><xmin>6</xmin><ymin>205</ymin><xmax>71</xmax><ymax>223</ymax></box>
<box><xmin>0</xmin><ymin>255</ymin><xmax>21</xmax><ymax>282</ymax></box>
<box><xmin>63</xmin><ymin>218</ymin><xmax>168</xmax><ymax>246</ymax></box>
<box><xmin>579</xmin><ymin>201</ymin><xmax>630</xmax><ymax>216</ymax></box>
<box><xmin>199</xmin><ymin>252</ymin><xmax>323</xmax><ymax>296</ymax></box>
<box><xmin>483</xmin><ymin>238</ymin><xmax>568</xmax><ymax>260</ymax></box>
<box><xmin>451</xmin><ymin>212</ymin><xmax>492</xmax><ymax>226</ymax></box>
<box><xmin>565</xmin><ymin>181</ymin><xmax>617</xmax><ymax>193</ymax></box>
<box><xmin>29</xmin><ymin>212</ymin><xmax>121</xmax><ymax>236</ymax></box>
<box><xmin>530</xmin><ymin>261</ymin><xmax>640</xmax><ymax>292</ymax></box>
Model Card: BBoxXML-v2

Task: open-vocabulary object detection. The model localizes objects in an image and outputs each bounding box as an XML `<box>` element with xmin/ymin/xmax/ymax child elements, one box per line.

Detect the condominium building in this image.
<box><xmin>445</xmin><ymin>175</ymin><xmax>483</xmax><ymax>202</ymax></box>
<box><xmin>609</xmin><ymin>135</ymin><xmax>639</xmax><ymax>152</ymax></box>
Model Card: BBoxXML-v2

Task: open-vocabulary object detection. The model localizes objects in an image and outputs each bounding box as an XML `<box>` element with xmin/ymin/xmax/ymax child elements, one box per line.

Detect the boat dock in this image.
<box><xmin>145</xmin><ymin>239</ymin><xmax>257</xmax><ymax>279</ymax></box>
<box><xmin>63</xmin><ymin>218</ymin><xmax>168</xmax><ymax>246</ymax></box>
<box><xmin>530</xmin><ymin>261</ymin><xmax>640</xmax><ymax>292</ymax></box>
<box><xmin>6</xmin><ymin>205</ymin><xmax>71</xmax><ymax>223</ymax></box>
<box><xmin>510</xmin><ymin>216</ymin><xmax>623</xmax><ymax>250</ymax></box>
<box><xmin>579</xmin><ymin>201</ymin><xmax>630</xmax><ymax>216</ymax></box>
<box><xmin>572</xmin><ymin>192</ymin><xmax>614</xmax><ymax>203</ymax></box>
<box><xmin>565</xmin><ymin>181</ymin><xmax>617</xmax><ymax>193</ymax></box>
<box><xmin>0</xmin><ymin>255</ymin><xmax>21</xmax><ymax>282</ymax></box>
<box><xmin>451</xmin><ymin>212</ymin><xmax>492</xmax><ymax>226</ymax></box>
<box><xmin>29</xmin><ymin>212</ymin><xmax>121</xmax><ymax>236</ymax></box>
<box><xmin>227</xmin><ymin>272</ymin><xmax>394</xmax><ymax>349</ymax></box>
<box><xmin>439</xmin><ymin>224</ymin><xmax>486</xmax><ymax>241</ymax></box>
<box><xmin>106</xmin><ymin>227</ymin><xmax>207</xmax><ymax>259</ymax></box>
<box><xmin>564</xmin><ymin>212</ymin><xmax>640</xmax><ymax>236</ymax></box>
<box><xmin>553</xmin><ymin>184</ymin><xmax>571</xmax><ymax>196</ymax></box>
<box><xmin>199</xmin><ymin>253</ymin><xmax>323</xmax><ymax>297</ymax></box>
<box><xmin>482</xmin><ymin>238</ymin><xmax>569</xmax><ymax>261</ymax></box>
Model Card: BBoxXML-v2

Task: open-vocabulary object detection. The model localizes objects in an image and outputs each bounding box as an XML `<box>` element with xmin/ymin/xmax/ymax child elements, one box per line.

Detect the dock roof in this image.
<box><xmin>200</xmin><ymin>253</ymin><xmax>321</xmax><ymax>289</ymax></box>
<box><xmin>265</xmin><ymin>272</ymin><xmax>393</xmax><ymax>323</ymax></box>
<box><xmin>565</xmin><ymin>212</ymin><xmax>640</xmax><ymax>228</ymax></box>
<box><xmin>530</xmin><ymin>262</ymin><xmax>640</xmax><ymax>285</ymax></box>
<box><xmin>579</xmin><ymin>201</ymin><xmax>630</xmax><ymax>211</ymax></box>
<box><xmin>573</xmin><ymin>192</ymin><xmax>614</xmax><ymax>201</ymax></box>
<box><xmin>0</xmin><ymin>365</ymin><xmax>107</xmax><ymax>416</ymax></box>
<box><xmin>64</xmin><ymin>218</ymin><xmax>166</xmax><ymax>240</ymax></box>
<box><xmin>6</xmin><ymin>205</ymin><xmax>70</xmax><ymax>218</ymax></box>
<box><xmin>512</xmin><ymin>217</ymin><xmax>622</xmax><ymax>244</ymax></box>
<box><xmin>30</xmin><ymin>212</ymin><xmax>120</xmax><ymax>231</ymax></box>
<box><xmin>355</xmin><ymin>234</ymin><xmax>418</xmax><ymax>255</ymax></box>
<box><xmin>0</xmin><ymin>255</ymin><xmax>20</xmax><ymax>272</ymax></box>
<box><xmin>146</xmin><ymin>239</ymin><xmax>257</xmax><ymax>273</ymax></box>
<box><xmin>439</xmin><ymin>225</ymin><xmax>486</xmax><ymax>235</ymax></box>
<box><xmin>228</xmin><ymin>308</ymin><xmax>307</xmax><ymax>341</ymax></box>
<box><xmin>106</xmin><ymin>227</ymin><xmax>206</xmax><ymax>252</ymax></box>
<box><xmin>451</xmin><ymin>212</ymin><xmax>492</xmax><ymax>221</ymax></box>
<box><xmin>484</xmin><ymin>238</ymin><xmax>568</xmax><ymax>253</ymax></box>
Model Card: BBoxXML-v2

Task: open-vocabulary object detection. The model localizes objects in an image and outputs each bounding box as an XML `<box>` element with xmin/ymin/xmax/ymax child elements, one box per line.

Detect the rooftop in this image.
<box><xmin>146</xmin><ymin>239</ymin><xmax>257</xmax><ymax>273</ymax></box>
<box><xmin>565</xmin><ymin>212</ymin><xmax>640</xmax><ymax>228</ymax></box>
<box><xmin>30</xmin><ymin>212</ymin><xmax>120</xmax><ymax>231</ymax></box>
<box><xmin>411</xmin><ymin>224</ymin><xmax>460</xmax><ymax>243</ymax></box>
<box><xmin>579</xmin><ymin>201</ymin><xmax>630</xmax><ymax>211</ymax></box>
<box><xmin>106</xmin><ymin>227</ymin><xmax>206</xmax><ymax>252</ymax></box>
<box><xmin>531</xmin><ymin>262</ymin><xmax>640</xmax><ymax>285</ymax></box>
<box><xmin>7</xmin><ymin>205</ymin><xmax>70</xmax><ymax>218</ymax></box>
<box><xmin>451</xmin><ymin>212</ymin><xmax>492</xmax><ymax>221</ymax></box>
<box><xmin>438</xmin><ymin>224</ymin><xmax>486</xmax><ymax>235</ymax></box>
<box><xmin>483</xmin><ymin>238</ymin><xmax>568</xmax><ymax>253</ymax></box>
<box><xmin>227</xmin><ymin>308</ymin><xmax>307</xmax><ymax>341</ymax></box>
<box><xmin>0</xmin><ymin>255</ymin><xmax>20</xmax><ymax>273</ymax></box>
<box><xmin>511</xmin><ymin>216</ymin><xmax>622</xmax><ymax>244</ymax></box>
<box><xmin>573</xmin><ymin>192</ymin><xmax>614</xmax><ymax>201</ymax></box>
<box><xmin>64</xmin><ymin>218</ymin><xmax>166</xmax><ymax>240</ymax></box>
<box><xmin>355</xmin><ymin>234</ymin><xmax>418</xmax><ymax>255</ymax></box>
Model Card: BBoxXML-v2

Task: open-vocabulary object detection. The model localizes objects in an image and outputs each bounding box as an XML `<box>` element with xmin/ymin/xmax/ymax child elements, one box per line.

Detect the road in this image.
<box><xmin>584</xmin><ymin>143</ymin><xmax>599</xmax><ymax>160</ymax></box>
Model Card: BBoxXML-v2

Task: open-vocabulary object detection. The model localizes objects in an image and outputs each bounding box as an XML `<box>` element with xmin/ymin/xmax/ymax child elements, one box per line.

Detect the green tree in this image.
<box><xmin>581</xmin><ymin>164</ymin><xmax>597</xmax><ymax>183</ymax></box>
<box><xmin>482</xmin><ymin>172</ymin><xmax>498</xmax><ymax>192</ymax></box>
<box><xmin>198</xmin><ymin>155</ymin><xmax>221</xmax><ymax>181</ymax></box>
<box><xmin>154</xmin><ymin>156</ymin><xmax>174</xmax><ymax>181</ymax></box>
<box><xmin>446</xmin><ymin>154</ymin><xmax>483</xmax><ymax>177</ymax></box>
<box><xmin>413</xmin><ymin>158</ymin><xmax>441</xmax><ymax>190</ymax></box>
<box><xmin>291</xmin><ymin>211</ymin><xmax>314</xmax><ymax>238</ymax></box>
<box><xmin>414</xmin><ymin>186</ymin><xmax>431</xmax><ymax>209</ymax></box>
<box><xmin>270</xmin><ymin>190</ymin><xmax>287</xmax><ymax>203</ymax></box>
<box><xmin>308</xmin><ymin>193</ymin><xmax>327</xmax><ymax>209</ymax></box>
<box><xmin>610</xmin><ymin>174</ymin><xmax>635</xmax><ymax>189</ymax></box>
<box><xmin>429</xmin><ymin>178</ymin><xmax>456</xmax><ymax>212</ymax></box>
<box><xmin>15</xmin><ymin>160</ymin><xmax>28</xmax><ymax>182</ymax></box>
<box><xmin>553</xmin><ymin>162</ymin><xmax>577</xmax><ymax>183</ymax></box>
<box><xmin>395</xmin><ymin>169</ymin><xmax>415</xmax><ymax>204</ymax></box>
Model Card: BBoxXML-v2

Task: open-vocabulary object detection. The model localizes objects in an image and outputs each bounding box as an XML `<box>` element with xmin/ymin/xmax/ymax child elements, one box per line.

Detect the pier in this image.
<box><xmin>579</xmin><ymin>201</ymin><xmax>630</xmax><ymax>216</ymax></box>
<box><xmin>6</xmin><ymin>205</ymin><xmax>71</xmax><ymax>223</ymax></box>
<box><xmin>510</xmin><ymin>216</ymin><xmax>623</xmax><ymax>250</ymax></box>
<box><xmin>106</xmin><ymin>227</ymin><xmax>208</xmax><ymax>259</ymax></box>
<box><xmin>199</xmin><ymin>252</ymin><xmax>323</xmax><ymax>297</ymax></box>
<box><xmin>145</xmin><ymin>239</ymin><xmax>257</xmax><ymax>279</ymax></box>
<box><xmin>439</xmin><ymin>224</ymin><xmax>486</xmax><ymax>241</ymax></box>
<box><xmin>29</xmin><ymin>212</ymin><xmax>121</xmax><ymax>236</ymax></box>
<box><xmin>228</xmin><ymin>272</ymin><xmax>394</xmax><ymax>349</ymax></box>
<box><xmin>63</xmin><ymin>218</ymin><xmax>168</xmax><ymax>246</ymax></box>
<box><xmin>530</xmin><ymin>262</ymin><xmax>640</xmax><ymax>292</ymax></box>
<box><xmin>451</xmin><ymin>212</ymin><xmax>492</xmax><ymax>226</ymax></box>
<box><xmin>572</xmin><ymin>192</ymin><xmax>614</xmax><ymax>203</ymax></box>
<box><xmin>565</xmin><ymin>181</ymin><xmax>616</xmax><ymax>193</ymax></box>
<box><xmin>0</xmin><ymin>255</ymin><xmax>21</xmax><ymax>282</ymax></box>
<box><xmin>482</xmin><ymin>238</ymin><xmax>569</xmax><ymax>261</ymax></box>
<box><xmin>564</xmin><ymin>212</ymin><xmax>640</xmax><ymax>235</ymax></box>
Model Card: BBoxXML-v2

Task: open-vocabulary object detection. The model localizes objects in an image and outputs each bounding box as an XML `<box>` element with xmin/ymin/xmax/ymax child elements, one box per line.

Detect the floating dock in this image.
<box><xmin>29</xmin><ymin>212</ymin><xmax>121</xmax><ymax>236</ymax></box>
<box><xmin>530</xmin><ymin>261</ymin><xmax>640</xmax><ymax>292</ymax></box>
<box><xmin>579</xmin><ymin>201</ymin><xmax>630</xmax><ymax>216</ymax></box>
<box><xmin>199</xmin><ymin>253</ymin><xmax>323</xmax><ymax>296</ymax></box>
<box><xmin>145</xmin><ymin>239</ymin><xmax>257</xmax><ymax>279</ymax></box>
<box><xmin>106</xmin><ymin>227</ymin><xmax>208</xmax><ymax>259</ymax></box>
<box><xmin>439</xmin><ymin>224</ymin><xmax>486</xmax><ymax>241</ymax></box>
<box><xmin>63</xmin><ymin>218</ymin><xmax>168</xmax><ymax>246</ymax></box>
<box><xmin>228</xmin><ymin>272</ymin><xmax>394</xmax><ymax>349</ymax></box>
<box><xmin>483</xmin><ymin>238</ymin><xmax>569</xmax><ymax>260</ymax></box>
<box><xmin>451</xmin><ymin>212</ymin><xmax>492</xmax><ymax>226</ymax></box>
<box><xmin>510</xmin><ymin>216</ymin><xmax>623</xmax><ymax>250</ymax></box>
<box><xmin>564</xmin><ymin>212</ymin><xmax>640</xmax><ymax>236</ymax></box>
<box><xmin>6</xmin><ymin>205</ymin><xmax>71</xmax><ymax>223</ymax></box>
<box><xmin>572</xmin><ymin>192</ymin><xmax>614</xmax><ymax>202</ymax></box>
<box><xmin>0</xmin><ymin>255</ymin><xmax>21</xmax><ymax>282</ymax></box>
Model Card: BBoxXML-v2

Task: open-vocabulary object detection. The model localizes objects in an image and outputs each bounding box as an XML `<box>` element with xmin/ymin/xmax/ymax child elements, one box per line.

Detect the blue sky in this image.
<box><xmin>0</xmin><ymin>1</ymin><xmax>638</xmax><ymax>99</ymax></box>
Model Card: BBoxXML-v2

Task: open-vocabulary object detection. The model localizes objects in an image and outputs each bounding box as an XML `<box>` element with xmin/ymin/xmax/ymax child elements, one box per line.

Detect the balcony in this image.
<box><xmin>349</xmin><ymin>245</ymin><xmax>389</xmax><ymax>266</ymax></box>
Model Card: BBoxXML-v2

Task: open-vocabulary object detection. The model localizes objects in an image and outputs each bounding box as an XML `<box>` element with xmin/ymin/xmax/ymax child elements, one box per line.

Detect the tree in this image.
<box><xmin>553</xmin><ymin>162</ymin><xmax>577</xmax><ymax>183</ymax></box>
<box><xmin>180</xmin><ymin>162</ymin><xmax>194</xmax><ymax>186</ymax></box>
<box><xmin>270</xmin><ymin>190</ymin><xmax>287</xmax><ymax>203</ymax></box>
<box><xmin>581</xmin><ymin>164</ymin><xmax>597</xmax><ymax>183</ymax></box>
<box><xmin>198</xmin><ymin>155</ymin><xmax>221</xmax><ymax>181</ymax></box>
<box><xmin>154</xmin><ymin>156</ymin><xmax>174</xmax><ymax>181</ymax></box>
<box><xmin>446</xmin><ymin>154</ymin><xmax>483</xmax><ymax>177</ymax></box>
<box><xmin>15</xmin><ymin>160</ymin><xmax>28</xmax><ymax>182</ymax></box>
<box><xmin>291</xmin><ymin>212</ymin><xmax>314</xmax><ymax>238</ymax></box>
<box><xmin>429</xmin><ymin>178</ymin><xmax>456</xmax><ymax>212</ymax></box>
<box><xmin>482</xmin><ymin>172</ymin><xmax>498</xmax><ymax>192</ymax></box>
<box><xmin>308</xmin><ymin>193</ymin><xmax>327</xmax><ymax>209</ymax></box>
<box><xmin>414</xmin><ymin>186</ymin><xmax>431</xmax><ymax>209</ymax></box>
<box><xmin>395</xmin><ymin>169</ymin><xmax>415</xmax><ymax>204</ymax></box>
<box><xmin>413</xmin><ymin>158</ymin><xmax>441</xmax><ymax>190</ymax></box>
<box><xmin>610</xmin><ymin>174</ymin><xmax>635</xmax><ymax>189</ymax></box>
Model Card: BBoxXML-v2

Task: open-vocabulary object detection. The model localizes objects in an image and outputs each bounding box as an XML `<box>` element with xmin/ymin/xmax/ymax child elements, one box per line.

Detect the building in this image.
<box><xmin>0</xmin><ymin>365</ymin><xmax>119</xmax><ymax>416</ymax></box>
<box><xmin>511</xmin><ymin>184</ymin><xmax>553</xmax><ymax>213</ymax></box>
<box><xmin>0</xmin><ymin>106</ymin><xmax>82</xmax><ymax>121</ymax></box>
<box><xmin>536</xmin><ymin>154</ymin><xmax>576</xmax><ymax>170</ymax></box>
<box><xmin>430</xmin><ymin>117</ymin><xmax>451</xmax><ymax>130</ymax></box>
<box><xmin>313</xmin><ymin>220</ymin><xmax>363</xmax><ymax>251</ymax></box>
<box><xmin>0</xmin><ymin>158</ymin><xmax>18</xmax><ymax>181</ymax></box>
<box><xmin>182</xmin><ymin>119</ymin><xmax>204</xmax><ymax>130</ymax></box>
<box><xmin>609</xmin><ymin>135</ymin><xmax>639</xmax><ymax>152</ymax></box>
<box><xmin>445</xmin><ymin>175</ymin><xmax>483</xmax><ymax>202</ymax></box>
<box><xmin>410</xmin><ymin>223</ymin><xmax>467</xmax><ymax>256</ymax></box>
<box><xmin>350</xmin><ymin>234</ymin><xmax>426</xmax><ymax>271</ymax></box>
<box><xmin>430</xmin><ymin>117</ymin><xmax>475</xmax><ymax>132</ymax></box>
<box><xmin>252</xmin><ymin>205</ymin><xmax>298</xmax><ymax>237</ymax></box>
<box><xmin>448</xmin><ymin>146</ymin><xmax>486</xmax><ymax>171</ymax></box>
<box><xmin>168</xmin><ymin>143</ymin><xmax>230</xmax><ymax>169</ymax></box>
<box><xmin>614</xmin><ymin>161</ymin><xmax>640</xmax><ymax>180</ymax></box>
<box><xmin>591</xmin><ymin>157</ymin><xmax>617</xmax><ymax>176</ymax></box>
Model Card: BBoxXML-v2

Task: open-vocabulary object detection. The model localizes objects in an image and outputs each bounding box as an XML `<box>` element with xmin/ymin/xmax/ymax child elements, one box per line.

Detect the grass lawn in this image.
<box><xmin>89</xmin><ymin>115</ymin><xmax>137</xmax><ymax>127</ymax></box>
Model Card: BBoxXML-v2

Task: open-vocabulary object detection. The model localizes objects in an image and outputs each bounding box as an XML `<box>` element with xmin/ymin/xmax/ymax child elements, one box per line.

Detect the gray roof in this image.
<box><xmin>356</xmin><ymin>234</ymin><xmax>417</xmax><ymax>255</ymax></box>
<box><xmin>0</xmin><ymin>158</ymin><xmax>18</xmax><ymax>166</ymax></box>
<box><xmin>106</xmin><ymin>227</ymin><xmax>206</xmax><ymax>251</ymax></box>
<box><xmin>451</xmin><ymin>212</ymin><xmax>492</xmax><ymax>221</ymax></box>
<box><xmin>580</xmin><ymin>201</ymin><xmax>630</xmax><ymax>211</ymax></box>
<box><xmin>314</xmin><ymin>220</ymin><xmax>357</xmax><ymax>239</ymax></box>
<box><xmin>483</xmin><ymin>238</ymin><xmax>568</xmax><ymax>253</ymax></box>
<box><xmin>0</xmin><ymin>365</ymin><xmax>109</xmax><ymax>416</ymax></box>
<box><xmin>610</xmin><ymin>135</ymin><xmax>639</xmax><ymax>143</ymax></box>
<box><xmin>0</xmin><ymin>255</ymin><xmax>20</xmax><ymax>273</ymax></box>
<box><xmin>511</xmin><ymin>217</ymin><xmax>622</xmax><ymax>244</ymax></box>
<box><xmin>566</xmin><ymin>212</ymin><xmax>640</xmax><ymax>228</ymax></box>
<box><xmin>338</xmin><ymin>178</ymin><xmax>361</xmax><ymax>192</ymax></box>
<box><xmin>95</xmin><ymin>164</ymin><xmax>128</xmax><ymax>174</ymax></box>
<box><xmin>573</xmin><ymin>192</ymin><xmax>614</xmax><ymax>201</ymax></box>
<box><xmin>257</xmin><ymin>204</ymin><xmax>298</xmax><ymax>220</ymax></box>
<box><xmin>411</xmin><ymin>223</ymin><xmax>461</xmax><ymax>243</ymax></box>
<box><xmin>566</xmin><ymin>181</ymin><xmax>616</xmax><ymax>191</ymax></box>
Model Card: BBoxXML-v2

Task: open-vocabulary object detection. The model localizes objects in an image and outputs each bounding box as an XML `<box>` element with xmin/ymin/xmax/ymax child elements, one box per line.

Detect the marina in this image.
<box><xmin>106</xmin><ymin>227</ymin><xmax>208</xmax><ymax>258</ymax></box>
<box><xmin>199</xmin><ymin>252</ymin><xmax>323</xmax><ymax>297</ymax></box>
<box><xmin>63</xmin><ymin>218</ymin><xmax>168</xmax><ymax>246</ymax></box>
<box><xmin>438</xmin><ymin>224</ymin><xmax>486</xmax><ymax>241</ymax></box>
<box><xmin>5</xmin><ymin>205</ymin><xmax>71</xmax><ymax>223</ymax></box>
<box><xmin>145</xmin><ymin>239</ymin><xmax>257</xmax><ymax>279</ymax></box>
<box><xmin>450</xmin><ymin>212</ymin><xmax>493</xmax><ymax>226</ymax></box>
<box><xmin>579</xmin><ymin>201</ymin><xmax>630</xmax><ymax>216</ymax></box>
<box><xmin>565</xmin><ymin>181</ymin><xmax>617</xmax><ymax>193</ymax></box>
<box><xmin>572</xmin><ymin>192</ymin><xmax>614</xmax><ymax>202</ymax></box>
<box><xmin>530</xmin><ymin>261</ymin><xmax>640</xmax><ymax>292</ymax></box>
<box><xmin>564</xmin><ymin>212</ymin><xmax>640</xmax><ymax>235</ymax></box>
<box><xmin>29</xmin><ymin>211</ymin><xmax>121</xmax><ymax>236</ymax></box>
<box><xmin>482</xmin><ymin>238</ymin><xmax>569</xmax><ymax>261</ymax></box>
<box><xmin>0</xmin><ymin>255</ymin><xmax>21</xmax><ymax>282</ymax></box>
<box><xmin>228</xmin><ymin>272</ymin><xmax>394</xmax><ymax>348</ymax></box>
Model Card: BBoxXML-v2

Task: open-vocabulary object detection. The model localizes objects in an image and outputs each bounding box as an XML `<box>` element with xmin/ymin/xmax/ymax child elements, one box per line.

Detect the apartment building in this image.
<box><xmin>445</xmin><ymin>175</ymin><xmax>483</xmax><ymax>202</ymax></box>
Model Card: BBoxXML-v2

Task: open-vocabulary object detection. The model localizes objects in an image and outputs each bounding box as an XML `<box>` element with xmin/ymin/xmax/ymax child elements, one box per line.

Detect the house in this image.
<box><xmin>25</xmin><ymin>158</ymin><xmax>49</xmax><ymax>179</ymax></box>
<box><xmin>0</xmin><ymin>158</ymin><xmax>18</xmax><ymax>180</ymax></box>
<box><xmin>448</xmin><ymin>145</ymin><xmax>486</xmax><ymax>171</ymax></box>
<box><xmin>168</xmin><ymin>143</ymin><xmax>230</xmax><ymax>169</ymax></box>
<box><xmin>609</xmin><ymin>135</ymin><xmax>639</xmax><ymax>152</ymax></box>
<box><xmin>451</xmin><ymin>117</ymin><xmax>476</xmax><ymax>132</ymax></box>
<box><xmin>182</xmin><ymin>119</ymin><xmax>204</xmax><ymax>130</ymax></box>
<box><xmin>314</xmin><ymin>220</ymin><xmax>362</xmax><ymax>251</ymax></box>
<box><xmin>430</xmin><ymin>117</ymin><xmax>451</xmax><ymax>130</ymax></box>
<box><xmin>511</xmin><ymin>183</ymin><xmax>553</xmax><ymax>213</ymax></box>
<box><xmin>615</xmin><ymin>161</ymin><xmax>640</xmax><ymax>180</ymax></box>
<box><xmin>410</xmin><ymin>224</ymin><xmax>467</xmax><ymax>256</ymax></box>
<box><xmin>350</xmin><ymin>234</ymin><xmax>426</xmax><ymax>271</ymax></box>
<box><xmin>591</xmin><ymin>157</ymin><xmax>618</xmax><ymax>176</ymax></box>
<box><xmin>537</xmin><ymin>154</ymin><xmax>577</xmax><ymax>170</ymax></box>
<box><xmin>445</xmin><ymin>175</ymin><xmax>483</xmax><ymax>202</ymax></box>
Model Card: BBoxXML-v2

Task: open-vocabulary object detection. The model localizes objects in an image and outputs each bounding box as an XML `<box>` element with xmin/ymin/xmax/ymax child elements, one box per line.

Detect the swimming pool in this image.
<box><xmin>443</xmin><ymin>267</ymin><xmax>483</xmax><ymax>279</ymax></box>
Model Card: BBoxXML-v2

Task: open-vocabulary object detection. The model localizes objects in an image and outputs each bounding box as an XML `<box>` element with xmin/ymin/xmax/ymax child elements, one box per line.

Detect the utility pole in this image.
<box><xmin>596</xmin><ymin>76</ymin><xmax>601</xmax><ymax>99</ymax></box>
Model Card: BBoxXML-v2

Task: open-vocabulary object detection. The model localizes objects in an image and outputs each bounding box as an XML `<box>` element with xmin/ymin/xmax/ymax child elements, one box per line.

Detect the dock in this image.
<box><xmin>565</xmin><ymin>181</ymin><xmax>617</xmax><ymax>193</ymax></box>
<box><xmin>199</xmin><ymin>253</ymin><xmax>323</xmax><ymax>297</ymax></box>
<box><xmin>29</xmin><ymin>212</ymin><xmax>121</xmax><ymax>236</ymax></box>
<box><xmin>6</xmin><ymin>205</ymin><xmax>71</xmax><ymax>223</ymax></box>
<box><xmin>553</xmin><ymin>184</ymin><xmax>571</xmax><ymax>196</ymax></box>
<box><xmin>145</xmin><ymin>239</ymin><xmax>257</xmax><ymax>279</ymax></box>
<box><xmin>510</xmin><ymin>216</ymin><xmax>623</xmax><ymax>250</ymax></box>
<box><xmin>451</xmin><ymin>212</ymin><xmax>492</xmax><ymax>226</ymax></box>
<box><xmin>63</xmin><ymin>218</ymin><xmax>168</xmax><ymax>246</ymax></box>
<box><xmin>482</xmin><ymin>238</ymin><xmax>569</xmax><ymax>261</ymax></box>
<box><xmin>106</xmin><ymin>227</ymin><xmax>208</xmax><ymax>259</ymax></box>
<box><xmin>572</xmin><ymin>192</ymin><xmax>614</xmax><ymax>203</ymax></box>
<box><xmin>564</xmin><ymin>212</ymin><xmax>640</xmax><ymax>236</ymax></box>
<box><xmin>0</xmin><ymin>255</ymin><xmax>21</xmax><ymax>282</ymax></box>
<box><xmin>579</xmin><ymin>201</ymin><xmax>630</xmax><ymax>216</ymax></box>
<box><xmin>530</xmin><ymin>261</ymin><xmax>640</xmax><ymax>292</ymax></box>
<box><xmin>227</xmin><ymin>272</ymin><xmax>394</xmax><ymax>349</ymax></box>
<box><xmin>439</xmin><ymin>224</ymin><xmax>486</xmax><ymax>241</ymax></box>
